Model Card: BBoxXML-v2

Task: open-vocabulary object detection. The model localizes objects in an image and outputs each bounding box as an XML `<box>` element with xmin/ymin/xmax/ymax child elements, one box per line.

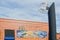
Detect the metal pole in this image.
<box><xmin>48</xmin><ymin>2</ymin><xmax>56</xmax><ymax>40</ymax></box>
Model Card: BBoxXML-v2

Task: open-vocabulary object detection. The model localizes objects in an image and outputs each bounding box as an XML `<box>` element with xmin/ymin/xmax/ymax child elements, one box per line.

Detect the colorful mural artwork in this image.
<box><xmin>17</xmin><ymin>30</ymin><xmax>47</xmax><ymax>38</ymax></box>
<box><xmin>17</xmin><ymin>26</ymin><xmax>47</xmax><ymax>38</ymax></box>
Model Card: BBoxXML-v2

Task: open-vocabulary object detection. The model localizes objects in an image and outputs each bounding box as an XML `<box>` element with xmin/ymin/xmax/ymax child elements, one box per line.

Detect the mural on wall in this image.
<box><xmin>17</xmin><ymin>26</ymin><xmax>47</xmax><ymax>38</ymax></box>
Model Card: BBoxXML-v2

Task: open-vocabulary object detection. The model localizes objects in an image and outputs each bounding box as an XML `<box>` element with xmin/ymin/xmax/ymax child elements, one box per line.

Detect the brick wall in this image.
<box><xmin>0</xmin><ymin>18</ymin><xmax>49</xmax><ymax>40</ymax></box>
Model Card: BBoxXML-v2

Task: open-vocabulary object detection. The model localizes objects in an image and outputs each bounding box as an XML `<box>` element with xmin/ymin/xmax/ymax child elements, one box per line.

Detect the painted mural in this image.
<box><xmin>17</xmin><ymin>26</ymin><xmax>47</xmax><ymax>38</ymax></box>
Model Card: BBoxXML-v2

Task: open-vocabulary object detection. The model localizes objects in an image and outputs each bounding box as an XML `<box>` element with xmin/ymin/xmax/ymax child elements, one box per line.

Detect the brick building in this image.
<box><xmin>0</xmin><ymin>18</ymin><xmax>59</xmax><ymax>40</ymax></box>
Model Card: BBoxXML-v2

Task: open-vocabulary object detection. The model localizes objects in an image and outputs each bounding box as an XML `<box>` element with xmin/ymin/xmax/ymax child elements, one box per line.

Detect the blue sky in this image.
<box><xmin>0</xmin><ymin>0</ymin><xmax>60</xmax><ymax>33</ymax></box>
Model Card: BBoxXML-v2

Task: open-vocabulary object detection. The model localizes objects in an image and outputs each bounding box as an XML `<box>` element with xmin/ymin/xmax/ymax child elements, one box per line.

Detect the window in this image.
<box><xmin>5</xmin><ymin>29</ymin><xmax>15</xmax><ymax>37</ymax></box>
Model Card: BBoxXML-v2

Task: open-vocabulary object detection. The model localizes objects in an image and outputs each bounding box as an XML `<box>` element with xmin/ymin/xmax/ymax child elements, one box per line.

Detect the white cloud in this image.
<box><xmin>0</xmin><ymin>6</ymin><xmax>48</xmax><ymax>22</ymax></box>
<box><xmin>0</xmin><ymin>0</ymin><xmax>50</xmax><ymax>22</ymax></box>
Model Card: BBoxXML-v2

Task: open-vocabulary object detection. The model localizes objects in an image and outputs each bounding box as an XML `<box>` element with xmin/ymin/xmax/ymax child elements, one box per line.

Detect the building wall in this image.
<box><xmin>0</xmin><ymin>18</ymin><xmax>49</xmax><ymax>40</ymax></box>
<box><xmin>57</xmin><ymin>34</ymin><xmax>60</xmax><ymax>40</ymax></box>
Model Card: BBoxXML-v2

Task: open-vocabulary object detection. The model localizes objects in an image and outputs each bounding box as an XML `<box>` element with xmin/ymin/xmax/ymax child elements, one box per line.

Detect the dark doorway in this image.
<box><xmin>4</xmin><ymin>29</ymin><xmax>15</xmax><ymax>40</ymax></box>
